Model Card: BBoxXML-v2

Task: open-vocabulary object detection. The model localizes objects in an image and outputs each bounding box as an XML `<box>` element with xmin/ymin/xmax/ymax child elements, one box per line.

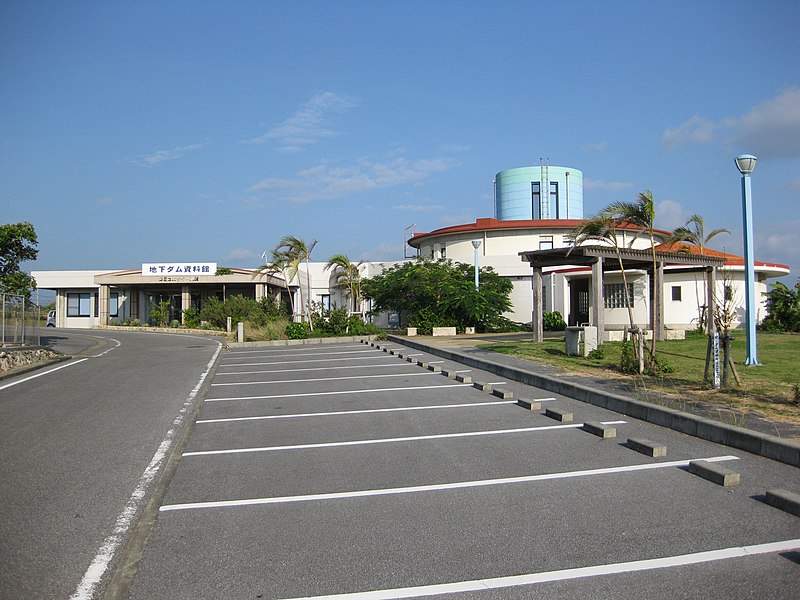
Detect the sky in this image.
<box><xmin>2</xmin><ymin>1</ymin><xmax>799</xmax><ymax>286</ymax></box>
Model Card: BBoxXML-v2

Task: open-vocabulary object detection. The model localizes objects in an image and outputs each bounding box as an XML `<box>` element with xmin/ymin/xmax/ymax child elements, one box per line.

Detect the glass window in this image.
<box><xmin>110</xmin><ymin>292</ymin><xmax>119</xmax><ymax>317</ymax></box>
<box><xmin>549</xmin><ymin>182</ymin><xmax>558</xmax><ymax>218</ymax></box>
<box><xmin>320</xmin><ymin>294</ymin><xmax>331</xmax><ymax>311</ymax></box>
<box><xmin>67</xmin><ymin>293</ymin><xmax>92</xmax><ymax>317</ymax></box>
<box><xmin>604</xmin><ymin>283</ymin><xmax>635</xmax><ymax>309</ymax></box>
<box><xmin>671</xmin><ymin>286</ymin><xmax>682</xmax><ymax>302</ymax></box>
<box><xmin>531</xmin><ymin>182</ymin><xmax>541</xmax><ymax>219</ymax></box>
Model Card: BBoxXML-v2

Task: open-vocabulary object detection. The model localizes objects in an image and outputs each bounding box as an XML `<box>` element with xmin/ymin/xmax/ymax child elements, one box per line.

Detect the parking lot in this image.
<box><xmin>128</xmin><ymin>340</ymin><xmax>800</xmax><ymax>599</ymax></box>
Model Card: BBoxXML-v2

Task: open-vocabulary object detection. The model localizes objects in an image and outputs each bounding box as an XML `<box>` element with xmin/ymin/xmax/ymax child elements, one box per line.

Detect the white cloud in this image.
<box><xmin>583</xmin><ymin>178</ymin><xmax>633</xmax><ymax>191</ymax></box>
<box><xmin>251</xmin><ymin>156</ymin><xmax>459</xmax><ymax>204</ymax></box>
<box><xmin>655</xmin><ymin>199</ymin><xmax>684</xmax><ymax>231</ymax></box>
<box><xmin>661</xmin><ymin>115</ymin><xmax>716</xmax><ymax>150</ymax></box>
<box><xmin>582</xmin><ymin>142</ymin><xmax>608</xmax><ymax>154</ymax></box>
<box><xmin>392</xmin><ymin>204</ymin><xmax>444</xmax><ymax>212</ymax></box>
<box><xmin>726</xmin><ymin>87</ymin><xmax>800</xmax><ymax>159</ymax></box>
<box><xmin>245</xmin><ymin>91</ymin><xmax>358</xmax><ymax>150</ymax></box>
<box><xmin>223</xmin><ymin>248</ymin><xmax>255</xmax><ymax>263</ymax></box>
<box><xmin>439</xmin><ymin>144</ymin><xmax>471</xmax><ymax>153</ymax></box>
<box><xmin>129</xmin><ymin>143</ymin><xmax>204</xmax><ymax>167</ymax></box>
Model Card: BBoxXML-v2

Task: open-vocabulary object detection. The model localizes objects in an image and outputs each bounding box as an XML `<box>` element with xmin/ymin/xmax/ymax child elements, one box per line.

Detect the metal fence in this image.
<box><xmin>1</xmin><ymin>293</ymin><xmax>41</xmax><ymax>347</ymax></box>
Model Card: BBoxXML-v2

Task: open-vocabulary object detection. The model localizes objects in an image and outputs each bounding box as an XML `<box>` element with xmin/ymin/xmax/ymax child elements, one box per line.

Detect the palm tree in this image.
<box><xmin>567</xmin><ymin>216</ymin><xmax>638</xmax><ymax>356</ymax></box>
<box><xmin>668</xmin><ymin>214</ymin><xmax>730</xmax><ymax>330</ymax></box>
<box><xmin>253</xmin><ymin>248</ymin><xmax>295</xmax><ymax>317</ymax></box>
<box><xmin>275</xmin><ymin>235</ymin><xmax>317</xmax><ymax>329</ymax></box>
<box><xmin>324</xmin><ymin>254</ymin><xmax>363</xmax><ymax>317</ymax></box>
<box><xmin>601</xmin><ymin>190</ymin><xmax>659</xmax><ymax>357</ymax></box>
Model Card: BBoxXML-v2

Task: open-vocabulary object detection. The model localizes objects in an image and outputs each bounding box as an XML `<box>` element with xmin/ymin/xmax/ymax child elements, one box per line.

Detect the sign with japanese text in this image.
<box><xmin>141</xmin><ymin>262</ymin><xmax>217</xmax><ymax>276</ymax></box>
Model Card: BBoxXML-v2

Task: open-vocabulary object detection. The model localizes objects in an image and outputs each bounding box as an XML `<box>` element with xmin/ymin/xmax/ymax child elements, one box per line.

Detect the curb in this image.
<box><xmin>388</xmin><ymin>335</ymin><xmax>800</xmax><ymax>468</ymax></box>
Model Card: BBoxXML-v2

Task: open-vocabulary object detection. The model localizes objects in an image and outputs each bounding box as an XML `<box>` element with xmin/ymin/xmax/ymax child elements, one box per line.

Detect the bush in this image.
<box><xmin>543</xmin><ymin>311</ymin><xmax>567</xmax><ymax>331</ymax></box>
<box><xmin>587</xmin><ymin>345</ymin><xmax>606</xmax><ymax>360</ymax></box>
<box><xmin>286</xmin><ymin>322</ymin><xmax>310</xmax><ymax>339</ymax></box>
<box><xmin>183</xmin><ymin>307</ymin><xmax>201</xmax><ymax>328</ymax></box>
<box><xmin>199</xmin><ymin>295</ymin><xmax>290</xmax><ymax>330</ymax></box>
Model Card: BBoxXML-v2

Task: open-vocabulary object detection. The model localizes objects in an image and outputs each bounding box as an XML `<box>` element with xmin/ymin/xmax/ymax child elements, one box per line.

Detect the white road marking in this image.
<box><xmin>204</xmin><ymin>383</ymin><xmax>472</xmax><ymax>402</ymax></box>
<box><xmin>226</xmin><ymin>345</ymin><xmax>364</xmax><ymax>356</ymax></box>
<box><xmin>211</xmin><ymin>372</ymin><xmax>437</xmax><ymax>387</ymax></box>
<box><xmin>222</xmin><ymin>350</ymin><xmax>375</xmax><ymax>361</ymax></box>
<box><xmin>90</xmin><ymin>337</ymin><xmax>121</xmax><ymax>357</ymax></box>
<box><xmin>275</xmin><ymin>536</ymin><xmax>797</xmax><ymax>600</ymax></box>
<box><xmin>222</xmin><ymin>356</ymin><xmax>395</xmax><ymax>367</ymax></box>
<box><xmin>182</xmin><ymin>421</ymin><xmax>627</xmax><ymax>456</ymax></box>
<box><xmin>215</xmin><ymin>364</ymin><xmax>409</xmax><ymax>376</ymax></box>
<box><xmin>160</xmin><ymin>454</ymin><xmax>736</xmax><ymax>512</ymax></box>
<box><xmin>69</xmin><ymin>342</ymin><xmax>222</xmax><ymax>600</ymax></box>
<box><xmin>0</xmin><ymin>358</ymin><xmax>89</xmax><ymax>391</ymax></box>
<box><xmin>196</xmin><ymin>400</ymin><xmax>519</xmax><ymax>423</ymax></box>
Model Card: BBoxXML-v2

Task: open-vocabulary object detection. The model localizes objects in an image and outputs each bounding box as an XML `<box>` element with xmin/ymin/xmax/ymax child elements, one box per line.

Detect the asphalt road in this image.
<box><xmin>0</xmin><ymin>329</ymin><xmax>222</xmax><ymax>600</ymax></box>
<box><xmin>126</xmin><ymin>340</ymin><xmax>800</xmax><ymax>599</ymax></box>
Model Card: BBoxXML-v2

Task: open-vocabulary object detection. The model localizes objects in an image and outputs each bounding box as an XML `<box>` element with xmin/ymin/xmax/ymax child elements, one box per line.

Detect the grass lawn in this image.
<box><xmin>479</xmin><ymin>331</ymin><xmax>800</xmax><ymax>425</ymax></box>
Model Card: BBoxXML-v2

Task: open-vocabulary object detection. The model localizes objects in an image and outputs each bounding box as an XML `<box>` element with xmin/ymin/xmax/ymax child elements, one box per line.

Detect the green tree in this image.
<box><xmin>668</xmin><ymin>214</ymin><xmax>730</xmax><ymax>330</ymax></box>
<box><xmin>274</xmin><ymin>235</ymin><xmax>317</xmax><ymax>330</ymax></box>
<box><xmin>324</xmin><ymin>254</ymin><xmax>363</xmax><ymax>316</ymax></box>
<box><xmin>762</xmin><ymin>280</ymin><xmax>800</xmax><ymax>332</ymax></box>
<box><xmin>361</xmin><ymin>258</ymin><xmax>512</xmax><ymax>333</ymax></box>
<box><xmin>602</xmin><ymin>190</ymin><xmax>659</xmax><ymax>357</ymax></box>
<box><xmin>254</xmin><ymin>248</ymin><xmax>296</xmax><ymax>317</ymax></box>
<box><xmin>0</xmin><ymin>222</ymin><xmax>38</xmax><ymax>298</ymax></box>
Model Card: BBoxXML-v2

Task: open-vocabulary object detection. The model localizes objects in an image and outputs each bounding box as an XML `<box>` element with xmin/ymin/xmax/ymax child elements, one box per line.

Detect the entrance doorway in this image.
<box><xmin>569</xmin><ymin>279</ymin><xmax>590</xmax><ymax>326</ymax></box>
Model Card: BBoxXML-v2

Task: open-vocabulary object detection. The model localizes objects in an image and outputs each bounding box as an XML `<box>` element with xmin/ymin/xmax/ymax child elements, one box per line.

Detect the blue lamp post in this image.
<box><xmin>471</xmin><ymin>240</ymin><xmax>481</xmax><ymax>289</ymax></box>
<box><xmin>734</xmin><ymin>154</ymin><xmax>759</xmax><ymax>366</ymax></box>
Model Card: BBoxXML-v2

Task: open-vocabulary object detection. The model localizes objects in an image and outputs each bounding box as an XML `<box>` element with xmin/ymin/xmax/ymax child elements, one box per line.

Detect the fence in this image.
<box><xmin>1</xmin><ymin>293</ymin><xmax>41</xmax><ymax>347</ymax></box>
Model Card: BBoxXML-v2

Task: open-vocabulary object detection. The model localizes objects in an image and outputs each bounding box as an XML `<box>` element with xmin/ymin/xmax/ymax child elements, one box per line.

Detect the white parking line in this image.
<box><xmin>182</xmin><ymin>421</ymin><xmax>627</xmax><ymax>456</ymax></box>
<box><xmin>215</xmin><ymin>364</ymin><xmax>409</xmax><ymax>376</ymax></box>
<box><xmin>0</xmin><ymin>358</ymin><xmax>88</xmax><ymax>391</ymax></box>
<box><xmin>275</xmin><ymin>536</ymin><xmax>797</xmax><ymax>600</ymax></box>
<box><xmin>196</xmin><ymin>400</ymin><xmax>520</xmax><ymax>423</ymax></box>
<box><xmin>222</xmin><ymin>356</ymin><xmax>397</xmax><ymax>367</ymax></box>
<box><xmin>212</xmin><ymin>372</ymin><xmax>438</xmax><ymax>387</ymax></box>
<box><xmin>226</xmin><ymin>346</ymin><xmax>364</xmax><ymax>356</ymax></box>
<box><xmin>222</xmin><ymin>349</ymin><xmax>374</xmax><ymax>361</ymax></box>
<box><xmin>160</xmin><ymin>455</ymin><xmax>736</xmax><ymax>512</ymax></box>
<box><xmin>204</xmin><ymin>383</ymin><xmax>472</xmax><ymax>402</ymax></box>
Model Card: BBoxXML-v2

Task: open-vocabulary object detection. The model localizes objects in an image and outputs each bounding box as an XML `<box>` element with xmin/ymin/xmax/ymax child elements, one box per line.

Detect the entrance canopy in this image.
<box><xmin>519</xmin><ymin>245</ymin><xmax>726</xmax><ymax>342</ymax></box>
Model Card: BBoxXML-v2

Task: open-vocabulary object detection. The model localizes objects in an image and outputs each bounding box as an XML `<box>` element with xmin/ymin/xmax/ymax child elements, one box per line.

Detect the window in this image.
<box><xmin>539</xmin><ymin>236</ymin><xmax>553</xmax><ymax>251</ymax></box>
<box><xmin>110</xmin><ymin>292</ymin><xmax>119</xmax><ymax>317</ymax></box>
<box><xmin>320</xmin><ymin>294</ymin><xmax>331</xmax><ymax>311</ymax></box>
<box><xmin>724</xmin><ymin>285</ymin><xmax>733</xmax><ymax>302</ymax></box>
<box><xmin>531</xmin><ymin>182</ymin><xmax>541</xmax><ymax>219</ymax></box>
<box><xmin>67</xmin><ymin>293</ymin><xmax>92</xmax><ymax>317</ymax></box>
<box><xmin>439</xmin><ymin>245</ymin><xmax>446</xmax><ymax>259</ymax></box>
<box><xmin>549</xmin><ymin>182</ymin><xmax>558</xmax><ymax>218</ymax></box>
<box><xmin>671</xmin><ymin>286</ymin><xmax>682</xmax><ymax>302</ymax></box>
<box><xmin>604</xmin><ymin>283</ymin><xmax>634</xmax><ymax>309</ymax></box>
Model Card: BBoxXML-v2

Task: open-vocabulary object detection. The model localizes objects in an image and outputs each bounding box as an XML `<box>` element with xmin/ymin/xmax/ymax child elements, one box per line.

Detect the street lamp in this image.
<box><xmin>734</xmin><ymin>154</ymin><xmax>759</xmax><ymax>365</ymax></box>
<box><xmin>471</xmin><ymin>240</ymin><xmax>481</xmax><ymax>289</ymax></box>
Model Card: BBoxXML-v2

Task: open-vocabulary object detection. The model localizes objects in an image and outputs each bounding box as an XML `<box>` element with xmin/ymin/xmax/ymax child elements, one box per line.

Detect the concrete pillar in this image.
<box><xmin>706</xmin><ymin>266</ymin><xmax>717</xmax><ymax>334</ymax></box>
<box><xmin>255</xmin><ymin>283</ymin><xmax>265</xmax><ymax>302</ymax></box>
<box><xmin>531</xmin><ymin>266</ymin><xmax>543</xmax><ymax>343</ymax></box>
<box><xmin>590</xmin><ymin>258</ymin><xmax>604</xmax><ymax>343</ymax></box>
<box><xmin>181</xmin><ymin>285</ymin><xmax>191</xmax><ymax>324</ymax></box>
<box><xmin>655</xmin><ymin>261</ymin><xmax>665</xmax><ymax>341</ymax></box>
<box><xmin>99</xmin><ymin>285</ymin><xmax>110</xmax><ymax>326</ymax></box>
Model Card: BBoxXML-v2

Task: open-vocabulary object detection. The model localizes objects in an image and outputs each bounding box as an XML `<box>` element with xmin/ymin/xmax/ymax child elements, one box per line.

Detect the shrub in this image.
<box><xmin>183</xmin><ymin>307</ymin><xmax>201</xmax><ymax>328</ymax></box>
<box><xmin>543</xmin><ymin>311</ymin><xmax>567</xmax><ymax>331</ymax></box>
<box><xmin>587</xmin><ymin>345</ymin><xmax>606</xmax><ymax>360</ymax></box>
<box><xmin>286</xmin><ymin>322</ymin><xmax>309</xmax><ymax>339</ymax></box>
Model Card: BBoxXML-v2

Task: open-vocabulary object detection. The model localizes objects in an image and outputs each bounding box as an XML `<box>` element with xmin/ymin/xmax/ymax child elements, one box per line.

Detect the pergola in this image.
<box><xmin>519</xmin><ymin>245</ymin><xmax>726</xmax><ymax>343</ymax></box>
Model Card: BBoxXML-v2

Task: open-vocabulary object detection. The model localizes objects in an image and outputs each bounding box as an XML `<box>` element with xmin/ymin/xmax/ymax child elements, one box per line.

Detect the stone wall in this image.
<box><xmin>0</xmin><ymin>347</ymin><xmax>62</xmax><ymax>373</ymax></box>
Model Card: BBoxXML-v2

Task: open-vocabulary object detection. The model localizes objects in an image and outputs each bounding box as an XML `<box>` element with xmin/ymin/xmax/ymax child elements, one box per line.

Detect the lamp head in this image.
<box><xmin>471</xmin><ymin>240</ymin><xmax>482</xmax><ymax>249</ymax></box>
<box><xmin>735</xmin><ymin>154</ymin><xmax>757</xmax><ymax>175</ymax></box>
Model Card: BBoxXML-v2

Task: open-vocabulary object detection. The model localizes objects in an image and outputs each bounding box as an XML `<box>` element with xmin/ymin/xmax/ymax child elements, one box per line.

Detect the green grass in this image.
<box><xmin>479</xmin><ymin>331</ymin><xmax>800</xmax><ymax>424</ymax></box>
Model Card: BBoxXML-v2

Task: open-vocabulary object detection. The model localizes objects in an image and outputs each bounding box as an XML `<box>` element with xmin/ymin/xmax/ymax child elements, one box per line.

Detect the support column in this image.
<box><xmin>706</xmin><ymin>266</ymin><xmax>717</xmax><ymax>334</ymax></box>
<box><xmin>98</xmin><ymin>285</ymin><xmax>110</xmax><ymax>326</ymax></box>
<box><xmin>655</xmin><ymin>261</ymin><xmax>665</xmax><ymax>341</ymax></box>
<box><xmin>590</xmin><ymin>257</ymin><xmax>604</xmax><ymax>343</ymax></box>
<box><xmin>181</xmin><ymin>285</ymin><xmax>191</xmax><ymax>324</ymax></box>
<box><xmin>255</xmin><ymin>282</ymin><xmax>265</xmax><ymax>302</ymax></box>
<box><xmin>531</xmin><ymin>266</ymin><xmax>543</xmax><ymax>343</ymax></box>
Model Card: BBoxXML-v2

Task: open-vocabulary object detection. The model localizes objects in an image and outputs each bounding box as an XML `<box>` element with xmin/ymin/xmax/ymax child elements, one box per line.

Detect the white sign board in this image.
<box><xmin>142</xmin><ymin>262</ymin><xmax>217</xmax><ymax>276</ymax></box>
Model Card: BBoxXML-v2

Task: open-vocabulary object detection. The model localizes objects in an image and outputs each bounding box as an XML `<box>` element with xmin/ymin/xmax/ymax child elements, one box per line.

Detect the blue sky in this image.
<box><xmin>2</xmin><ymin>1</ymin><xmax>799</xmax><ymax>284</ymax></box>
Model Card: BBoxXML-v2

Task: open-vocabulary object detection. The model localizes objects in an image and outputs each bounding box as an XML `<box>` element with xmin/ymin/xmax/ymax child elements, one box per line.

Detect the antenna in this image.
<box><xmin>403</xmin><ymin>224</ymin><xmax>417</xmax><ymax>259</ymax></box>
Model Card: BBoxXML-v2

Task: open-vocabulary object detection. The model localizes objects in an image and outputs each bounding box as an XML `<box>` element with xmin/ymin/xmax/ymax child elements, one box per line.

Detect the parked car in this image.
<box><xmin>46</xmin><ymin>310</ymin><xmax>56</xmax><ymax>327</ymax></box>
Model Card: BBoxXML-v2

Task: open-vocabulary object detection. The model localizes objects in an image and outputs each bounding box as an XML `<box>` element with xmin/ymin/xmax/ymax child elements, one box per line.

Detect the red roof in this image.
<box><xmin>409</xmin><ymin>218</ymin><xmax>673</xmax><ymax>246</ymax></box>
<box><xmin>654</xmin><ymin>241</ymin><xmax>789</xmax><ymax>271</ymax></box>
